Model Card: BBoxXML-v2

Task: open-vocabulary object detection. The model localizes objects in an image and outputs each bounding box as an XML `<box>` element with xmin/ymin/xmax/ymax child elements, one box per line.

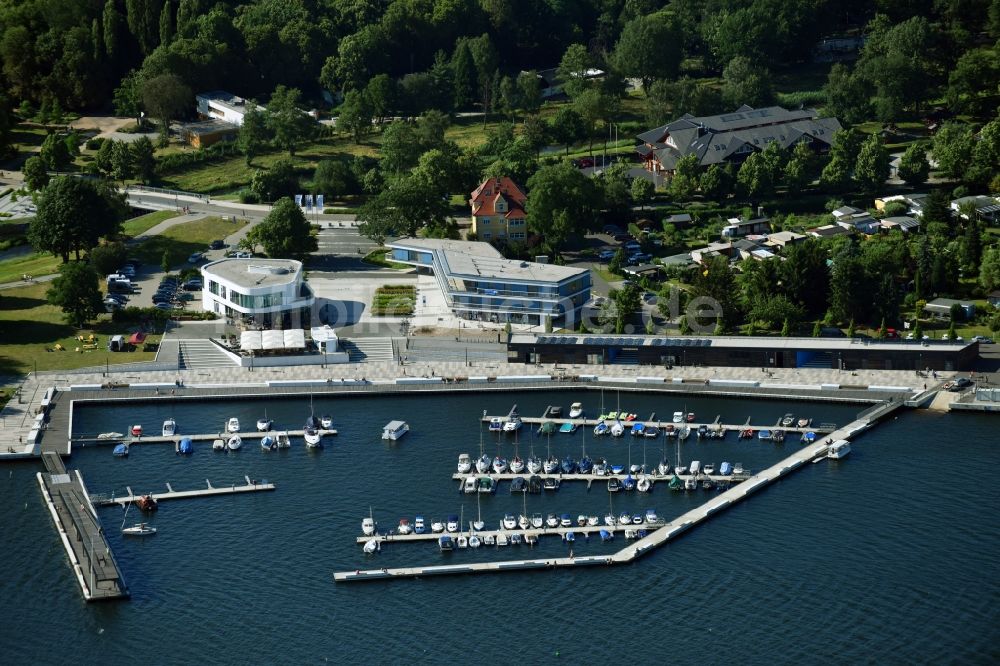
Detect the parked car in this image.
<box><xmin>947</xmin><ymin>377</ymin><xmax>973</xmax><ymax>391</ymax></box>
<box><xmin>209</xmin><ymin>239</ymin><xmax>225</xmax><ymax>250</ymax></box>
<box><xmin>623</xmin><ymin>240</ymin><xmax>641</xmax><ymax>251</ymax></box>
<box><xmin>153</xmin><ymin>302</ymin><xmax>175</xmax><ymax>311</ymax></box>
<box><xmin>182</xmin><ymin>279</ymin><xmax>203</xmax><ymax>291</ymax></box>
<box><xmin>598</xmin><ymin>249</ymin><xmax>617</xmax><ymax>261</ymax></box>
<box><xmin>188</xmin><ymin>252</ymin><xmax>204</xmax><ymax>263</ymax></box>
<box><xmin>972</xmin><ymin>335</ymin><xmax>994</xmax><ymax>344</ymax></box>
<box><xmin>631</xmin><ymin>253</ymin><xmax>651</xmax><ymax>263</ymax></box>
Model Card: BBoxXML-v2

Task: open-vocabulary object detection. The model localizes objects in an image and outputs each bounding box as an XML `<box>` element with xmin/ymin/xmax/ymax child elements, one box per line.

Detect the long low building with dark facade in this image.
<box><xmin>507</xmin><ymin>334</ymin><xmax>977</xmax><ymax>371</ymax></box>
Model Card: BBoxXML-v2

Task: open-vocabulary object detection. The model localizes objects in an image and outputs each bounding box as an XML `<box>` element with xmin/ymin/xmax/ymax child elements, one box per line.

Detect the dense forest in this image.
<box><xmin>0</xmin><ymin>0</ymin><xmax>996</xmax><ymax>117</ymax></box>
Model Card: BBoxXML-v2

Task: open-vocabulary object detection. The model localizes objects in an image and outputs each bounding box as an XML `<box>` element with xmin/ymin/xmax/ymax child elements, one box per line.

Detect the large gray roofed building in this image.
<box><xmin>637</xmin><ymin>105</ymin><xmax>842</xmax><ymax>173</ymax></box>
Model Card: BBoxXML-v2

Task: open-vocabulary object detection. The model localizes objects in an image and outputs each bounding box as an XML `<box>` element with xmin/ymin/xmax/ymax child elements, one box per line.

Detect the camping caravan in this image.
<box><xmin>108</xmin><ymin>335</ymin><xmax>125</xmax><ymax>352</ymax></box>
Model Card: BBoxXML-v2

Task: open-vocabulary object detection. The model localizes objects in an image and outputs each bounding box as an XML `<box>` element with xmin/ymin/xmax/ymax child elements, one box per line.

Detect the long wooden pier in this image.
<box><xmin>356</xmin><ymin>521</ymin><xmax>661</xmax><ymax>544</ymax></box>
<box><xmin>37</xmin><ymin>452</ymin><xmax>128</xmax><ymax>601</ymax></box>
<box><xmin>450</xmin><ymin>471</ymin><xmax>752</xmax><ymax>489</ymax></box>
<box><xmin>73</xmin><ymin>429</ymin><xmax>337</xmax><ymax>446</ymax></box>
<box><xmin>334</xmin><ymin>399</ymin><xmax>902</xmax><ymax>583</ymax></box>
<box><xmin>94</xmin><ymin>476</ymin><xmax>276</xmax><ymax>507</ymax></box>
<box><xmin>483</xmin><ymin>413</ymin><xmax>833</xmax><ymax>436</ymax></box>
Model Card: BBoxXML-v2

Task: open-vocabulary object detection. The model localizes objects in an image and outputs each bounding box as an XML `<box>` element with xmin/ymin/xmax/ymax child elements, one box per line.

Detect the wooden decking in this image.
<box><xmin>37</xmin><ymin>453</ymin><xmax>128</xmax><ymax>601</ymax></box>
<box><xmin>93</xmin><ymin>476</ymin><xmax>275</xmax><ymax>507</ymax></box>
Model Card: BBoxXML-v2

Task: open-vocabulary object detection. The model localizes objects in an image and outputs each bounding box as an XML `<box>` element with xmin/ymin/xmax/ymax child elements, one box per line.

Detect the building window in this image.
<box><xmin>481</xmin><ymin>218</ymin><xmax>490</xmax><ymax>225</ymax></box>
<box><xmin>511</xmin><ymin>232</ymin><xmax>525</xmax><ymax>240</ymax></box>
<box><xmin>208</xmin><ymin>280</ymin><xmax>219</xmax><ymax>295</ymax></box>
<box><xmin>496</xmin><ymin>200</ymin><xmax>505</xmax><ymax>212</ymax></box>
<box><xmin>482</xmin><ymin>232</ymin><xmax>491</xmax><ymax>240</ymax></box>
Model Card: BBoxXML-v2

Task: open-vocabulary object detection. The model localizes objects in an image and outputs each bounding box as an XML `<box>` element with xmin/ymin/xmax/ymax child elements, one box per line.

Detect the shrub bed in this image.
<box><xmin>371</xmin><ymin>285</ymin><xmax>416</xmax><ymax>316</ymax></box>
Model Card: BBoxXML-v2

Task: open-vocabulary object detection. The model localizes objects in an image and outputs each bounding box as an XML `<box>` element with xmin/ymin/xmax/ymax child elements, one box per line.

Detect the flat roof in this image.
<box><xmin>390</xmin><ymin>238</ymin><xmax>587</xmax><ymax>283</ymax></box>
<box><xmin>509</xmin><ymin>333</ymin><xmax>975</xmax><ymax>353</ymax></box>
<box><xmin>202</xmin><ymin>258</ymin><xmax>301</xmax><ymax>288</ymax></box>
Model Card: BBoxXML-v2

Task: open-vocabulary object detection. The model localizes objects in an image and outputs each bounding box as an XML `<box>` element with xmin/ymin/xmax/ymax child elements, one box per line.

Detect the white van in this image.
<box><xmin>107</xmin><ymin>335</ymin><xmax>125</xmax><ymax>352</ymax></box>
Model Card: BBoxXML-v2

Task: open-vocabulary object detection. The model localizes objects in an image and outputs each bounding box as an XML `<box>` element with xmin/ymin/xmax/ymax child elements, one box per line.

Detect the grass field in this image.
<box><xmin>122</xmin><ymin>210</ymin><xmax>180</xmax><ymax>237</ymax></box>
<box><xmin>371</xmin><ymin>284</ymin><xmax>416</xmax><ymax>316</ymax></box>
<box><xmin>0</xmin><ymin>251</ymin><xmax>61</xmax><ymax>285</ymax></box>
<box><xmin>132</xmin><ymin>216</ymin><xmax>247</xmax><ymax>268</ymax></box>
<box><xmin>0</xmin><ymin>282</ymin><xmax>160</xmax><ymax>376</ymax></box>
<box><xmin>362</xmin><ymin>248</ymin><xmax>410</xmax><ymax>269</ymax></box>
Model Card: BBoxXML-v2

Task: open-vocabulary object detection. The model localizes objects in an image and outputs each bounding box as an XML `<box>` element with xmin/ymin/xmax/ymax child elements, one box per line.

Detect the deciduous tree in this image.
<box><xmin>47</xmin><ymin>262</ymin><xmax>104</xmax><ymax>328</ymax></box>
<box><xmin>246</xmin><ymin>197</ymin><xmax>317</xmax><ymax>259</ymax></box>
<box><xmin>23</xmin><ymin>157</ymin><xmax>49</xmax><ymax>191</ymax></box>
<box><xmin>238</xmin><ymin>100</ymin><xmax>269</xmax><ymax>165</ymax></box>
<box><xmin>897</xmin><ymin>142</ymin><xmax>930</xmax><ymax>185</ymax></box>
<box><xmin>267</xmin><ymin>86</ymin><xmax>314</xmax><ymax>156</ymax></box>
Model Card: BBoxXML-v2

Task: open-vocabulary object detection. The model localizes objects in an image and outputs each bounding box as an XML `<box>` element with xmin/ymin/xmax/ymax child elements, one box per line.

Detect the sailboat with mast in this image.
<box><xmin>510</xmin><ymin>429</ymin><xmax>525</xmax><ymax>474</ymax></box>
<box><xmin>476</xmin><ymin>410</ymin><xmax>491</xmax><ymax>473</ymax></box>
<box><xmin>121</xmin><ymin>498</ymin><xmax>157</xmax><ymax>536</ymax></box>
<box><xmin>543</xmin><ymin>428</ymin><xmax>558</xmax><ymax>474</ymax></box>
<box><xmin>304</xmin><ymin>394</ymin><xmax>322</xmax><ymax>447</ymax></box>
<box><xmin>578</xmin><ymin>419</ymin><xmax>593</xmax><ymax>473</ymax></box>
<box><xmin>526</xmin><ymin>427</ymin><xmax>542</xmax><ymax>473</ymax></box>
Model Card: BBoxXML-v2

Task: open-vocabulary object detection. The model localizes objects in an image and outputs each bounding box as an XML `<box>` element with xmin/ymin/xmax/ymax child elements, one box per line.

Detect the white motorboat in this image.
<box><xmin>430</xmin><ymin>519</ymin><xmax>445</xmax><ymax>533</ymax></box>
<box><xmin>476</xmin><ymin>454</ymin><xmax>491</xmax><ymax>474</ymax></box>
<box><xmin>226</xmin><ymin>435</ymin><xmax>242</xmax><ymax>451</ymax></box>
<box><xmin>468</xmin><ymin>535</ymin><xmax>481</xmax><ymax>548</ymax></box>
<box><xmin>781</xmin><ymin>413</ymin><xmax>795</xmax><ymax>427</ymax></box>
<box><xmin>447</xmin><ymin>515</ymin><xmax>460</xmax><ymax>532</ymax></box>
<box><xmin>678</xmin><ymin>426</ymin><xmax>690</xmax><ymax>440</ymax></box>
<box><xmin>398</xmin><ymin>518</ymin><xmax>412</xmax><ymax>535</ymax></box>
<box><xmin>610</xmin><ymin>421</ymin><xmax>625</xmax><ymax>437</ymax></box>
<box><xmin>275</xmin><ymin>431</ymin><xmax>290</xmax><ymax>448</ymax></box>
<box><xmin>503</xmin><ymin>416</ymin><xmax>522</xmax><ymax>432</ymax></box>
<box><xmin>363</xmin><ymin>538</ymin><xmax>380</xmax><ymax>554</ymax></box>
<box><xmin>414</xmin><ymin>516</ymin><xmax>426</xmax><ymax>534</ymax></box>
<box><xmin>122</xmin><ymin>522</ymin><xmax>157</xmax><ymax>536</ymax></box>
<box><xmin>703</xmin><ymin>463</ymin><xmax>716</xmax><ymax>475</ymax></box>
<box><xmin>496</xmin><ymin>533</ymin><xmax>509</xmax><ymax>547</ymax></box>
<box><xmin>483</xmin><ymin>534</ymin><xmax>496</xmax><ymax>546</ymax></box>
<box><xmin>619</xmin><ymin>512</ymin><xmax>632</xmax><ymax>525</ymax></box>
<box><xmin>502</xmin><ymin>514</ymin><xmax>517</xmax><ymax>530</ymax></box>
<box><xmin>304</xmin><ymin>428</ymin><xmax>322</xmax><ymax>447</ymax></box>
<box><xmin>827</xmin><ymin>440</ymin><xmax>851</xmax><ymax>459</ymax></box>
<box><xmin>226</xmin><ymin>417</ymin><xmax>240</xmax><ymax>433</ymax></box>
<box><xmin>672</xmin><ymin>411</ymin><xmax>684</xmax><ymax>423</ymax></box>
<box><xmin>362</xmin><ymin>512</ymin><xmax>376</xmax><ymax>536</ymax></box>
<box><xmin>489</xmin><ymin>417</ymin><xmax>504</xmax><ymax>431</ymax></box>
<box><xmin>162</xmin><ymin>419</ymin><xmax>176</xmax><ymax>437</ymax></box>
<box><xmin>587</xmin><ymin>515</ymin><xmax>600</xmax><ymax>526</ymax></box>
<box><xmin>518</xmin><ymin>514</ymin><xmax>530</xmax><ymax>529</ymax></box>
<box><xmin>684</xmin><ymin>476</ymin><xmax>698</xmax><ymax>490</ymax></box>
<box><xmin>543</xmin><ymin>456</ymin><xmax>559</xmax><ymax>474</ymax></box>
<box><xmin>733</xmin><ymin>462</ymin><xmax>744</xmax><ymax>475</ymax></box>
<box><xmin>645</xmin><ymin>508</ymin><xmax>659</xmax><ymax>524</ymax></box>
<box><xmin>545</xmin><ymin>514</ymin><xmax>559</xmax><ymax>528</ymax></box>
<box><xmin>212</xmin><ymin>439</ymin><xmax>225</xmax><ymax>451</ymax></box>
<box><xmin>604</xmin><ymin>513</ymin><xmax>616</xmax><ymax>526</ymax></box>
<box><xmin>690</xmin><ymin>460</ymin><xmax>701</xmax><ymax>475</ymax></box>
<box><xmin>568</xmin><ymin>402</ymin><xmax>584</xmax><ymax>418</ymax></box>
<box><xmin>637</xmin><ymin>476</ymin><xmax>652</xmax><ymax>492</ymax></box>
<box><xmin>463</xmin><ymin>476</ymin><xmax>477</xmax><ymax>493</ymax></box>
<box><xmin>321</xmin><ymin>415</ymin><xmax>334</xmax><ymax>429</ymax></box>
<box><xmin>492</xmin><ymin>456</ymin><xmax>508</xmax><ymax>474</ymax></box>
<box><xmin>381</xmin><ymin>420</ymin><xmax>409</xmax><ymax>440</ymax></box>
<box><xmin>457</xmin><ymin>535</ymin><xmax>468</xmax><ymax>548</ymax></box>
<box><xmin>531</xmin><ymin>513</ymin><xmax>544</xmax><ymax>529</ymax></box>
<box><xmin>457</xmin><ymin>453</ymin><xmax>472</xmax><ymax>474</ymax></box>
<box><xmin>98</xmin><ymin>432</ymin><xmax>124</xmax><ymax>440</ymax></box>
<box><xmin>256</xmin><ymin>417</ymin><xmax>273</xmax><ymax>432</ymax></box>
<box><xmin>510</xmin><ymin>456</ymin><xmax>525</xmax><ymax>474</ymax></box>
<box><xmin>526</xmin><ymin>457</ymin><xmax>542</xmax><ymax>474</ymax></box>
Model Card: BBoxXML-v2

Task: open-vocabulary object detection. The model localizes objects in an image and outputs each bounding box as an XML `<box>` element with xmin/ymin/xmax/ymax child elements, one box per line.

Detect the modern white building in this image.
<box><xmin>200</xmin><ymin>258</ymin><xmax>315</xmax><ymax>328</ymax></box>
<box><xmin>386</xmin><ymin>238</ymin><xmax>590</xmax><ymax>326</ymax></box>
<box><xmin>195</xmin><ymin>91</ymin><xmax>264</xmax><ymax>126</ymax></box>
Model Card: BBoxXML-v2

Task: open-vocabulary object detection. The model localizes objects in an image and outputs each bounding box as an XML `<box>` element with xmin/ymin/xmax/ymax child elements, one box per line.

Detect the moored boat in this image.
<box><xmin>489</xmin><ymin>417</ymin><xmax>504</xmax><ymax>432</ymax></box>
<box><xmin>212</xmin><ymin>439</ymin><xmax>225</xmax><ymax>451</ymax></box>
<box><xmin>781</xmin><ymin>413</ymin><xmax>795</xmax><ymax>427</ymax></box>
<box><xmin>321</xmin><ymin>415</ymin><xmax>334</xmax><ymax>429</ymax></box>
<box><xmin>758</xmin><ymin>429</ymin><xmax>772</xmax><ymax>441</ymax></box>
<box><xmin>568</xmin><ymin>402</ymin><xmax>583</xmax><ymax>418</ymax></box>
<box><xmin>510</xmin><ymin>455</ymin><xmax>525</xmax><ymax>474</ymax></box>
<box><xmin>137</xmin><ymin>494</ymin><xmax>158</xmax><ymax>511</ymax></box>
<box><xmin>438</xmin><ymin>535</ymin><xmax>454</xmax><ymax>551</ymax></box>
<box><xmin>797</xmin><ymin>417</ymin><xmax>811</xmax><ymax>428</ymax></box>
<box><xmin>610</xmin><ymin>421</ymin><xmax>625</xmax><ymax>437</ymax></box>
<box><xmin>457</xmin><ymin>453</ymin><xmax>472</xmax><ymax>474</ymax></box>
<box><xmin>476</xmin><ymin>454</ymin><xmax>492</xmax><ymax>474</ymax></box>
<box><xmin>477</xmin><ymin>476</ymin><xmax>496</xmax><ymax>493</ymax></box>
<box><xmin>414</xmin><ymin>516</ymin><xmax>426</xmax><ymax>534</ymax></box>
<box><xmin>122</xmin><ymin>522</ymin><xmax>156</xmax><ymax>536</ymax></box>
<box><xmin>559</xmin><ymin>422</ymin><xmax>577</xmax><ymax>434</ymax></box>
<box><xmin>226</xmin><ymin>435</ymin><xmax>242</xmax><ymax>451</ymax></box>
<box><xmin>593</xmin><ymin>422</ymin><xmax>609</xmax><ymax>437</ymax></box>
<box><xmin>542</xmin><ymin>477</ymin><xmax>560</xmax><ymax>491</ymax></box>
<box><xmin>176</xmin><ymin>437</ymin><xmax>193</xmax><ymax>455</ymax></box>
<box><xmin>446</xmin><ymin>515</ymin><xmax>460</xmax><ymax>532</ymax></box>
<box><xmin>256</xmin><ymin>416</ymin><xmax>273</xmax><ymax>432</ymax></box>
<box><xmin>112</xmin><ymin>443</ymin><xmax>129</xmax><ymax>457</ymax></box>
<box><xmin>637</xmin><ymin>475</ymin><xmax>652</xmax><ymax>492</ymax></box>
<box><xmin>226</xmin><ymin>417</ymin><xmax>240</xmax><ymax>433</ymax></box>
<box><xmin>363</xmin><ymin>538</ymin><xmax>380</xmax><ymax>554</ymax></box>
<box><xmin>672</xmin><ymin>412</ymin><xmax>683</xmax><ymax>423</ymax></box>
<box><xmin>162</xmin><ymin>419</ymin><xmax>176</xmax><ymax>437</ymax></box>
<box><xmin>361</xmin><ymin>514</ymin><xmax>376</xmax><ymax>536</ymax></box>
<box><xmin>827</xmin><ymin>439</ymin><xmax>851</xmax><ymax>459</ymax></box>
<box><xmin>398</xmin><ymin>518</ymin><xmax>412</xmax><ymax>534</ymax></box>
<box><xmin>607</xmin><ymin>477</ymin><xmax>621</xmax><ymax>492</ymax></box>
<box><xmin>130</xmin><ymin>424</ymin><xmax>143</xmax><ymax>437</ymax></box>
<box><xmin>463</xmin><ymin>476</ymin><xmax>477</xmax><ymax>493</ymax></box>
<box><xmin>510</xmin><ymin>476</ymin><xmax>526</xmax><ymax>493</ymax></box>
<box><xmin>260</xmin><ymin>435</ymin><xmax>275</xmax><ymax>451</ymax></box>
<box><xmin>492</xmin><ymin>456</ymin><xmax>508</xmax><ymax>474</ymax></box>
<box><xmin>526</xmin><ymin>456</ymin><xmax>542</xmax><ymax>474</ymax></box>
<box><xmin>275</xmin><ymin>431</ymin><xmax>291</xmax><ymax>449</ymax></box>
<box><xmin>304</xmin><ymin>427</ymin><xmax>322</xmax><ymax>447</ymax></box>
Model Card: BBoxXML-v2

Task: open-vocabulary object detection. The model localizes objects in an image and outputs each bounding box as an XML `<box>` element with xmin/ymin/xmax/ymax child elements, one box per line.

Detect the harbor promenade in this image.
<box><xmin>0</xmin><ymin>358</ymin><xmax>939</xmax><ymax>459</ymax></box>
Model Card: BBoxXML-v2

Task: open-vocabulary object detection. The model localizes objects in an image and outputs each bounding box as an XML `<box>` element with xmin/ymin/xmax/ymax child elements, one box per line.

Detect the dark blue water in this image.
<box><xmin>1</xmin><ymin>391</ymin><xmax>997</xmax><ymax>664</ymax></box>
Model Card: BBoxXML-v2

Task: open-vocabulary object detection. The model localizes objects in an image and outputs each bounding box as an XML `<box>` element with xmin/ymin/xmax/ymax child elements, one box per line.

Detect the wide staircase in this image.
<box><xmin>612</xmin><ymin>349</ymin><xmax>639</xmax><ymax>365</ymax></box>
<box><xmin>339</xmin><ymin>337</ymin><xmax>395</xmax><ymax>363</ymax></box>
<box><xmin>178</xmin><ymin>340</ymin><xmax>237</xmax><ymax>369</ymax></box>
<box><xmin>798</xmin><ymin>351</ymin><xmax>833</xmax><ymax>369</ymax></box>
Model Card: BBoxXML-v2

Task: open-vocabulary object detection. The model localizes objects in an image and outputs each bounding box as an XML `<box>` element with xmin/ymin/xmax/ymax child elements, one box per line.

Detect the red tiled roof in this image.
<box><xmin>470</xmin><ymin>177</ymin><xmax>526</xmax><ymax>219</ymax></box>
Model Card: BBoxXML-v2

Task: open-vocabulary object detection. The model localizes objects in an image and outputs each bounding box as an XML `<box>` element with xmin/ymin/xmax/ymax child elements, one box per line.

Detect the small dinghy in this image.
<box><xmin>212</xmin><ymin>439</ymin><xmax>225</xmax><ymax>451</ymax></box>
<box><xmin>227</xmin><ymin>435</ymin><xmax>242</xmax><ymax>451</ymax></box>
<box><xmin>112</xmin><ymin>443</ymin><xmax>129</xmax><ymax>457</ymax></box>
<box><xmin>260</xmin><ymin>435</ymin><xmax>275</xmax><ymax>451</ymax></box>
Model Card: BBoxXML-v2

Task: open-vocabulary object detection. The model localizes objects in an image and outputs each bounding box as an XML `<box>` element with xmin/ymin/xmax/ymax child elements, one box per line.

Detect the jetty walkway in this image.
<box><xmin>333</xmin><ymin>400</ymin><xmax>901</xmax><ymax>582</ymax></box>
<box><xmin>36</xmin><ymin>452</ymin><xmax>128</xmax><ymax>601</ymax></box>
<box><xmin>93</xmin><ymin>476</ymin><xmax>275</xmax><ymax>507</ymax></box>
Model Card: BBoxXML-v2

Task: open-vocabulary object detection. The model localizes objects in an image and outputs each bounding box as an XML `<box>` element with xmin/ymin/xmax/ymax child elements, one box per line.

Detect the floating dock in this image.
<box><xmin>356</xmin><ymin>521</ymin><xmax>661</xmax><ymax>544</ymax></box>
<box><xmin>73</xmin><ymin>429</ymin><xmax>336</xmax><ymax>446</ymax></box>
<box><xmin>36</xmin><ymin>452</ymin><xmax>128</xmax><ymax>601</ymax></box>
<box><xmin>450</xmin><ymin>471</ymin><xmax>752</xmax><ymax>489</ymax></box>
<box><xmin>94</xmin><ymin>476</ymin><xmax>275</xmax><ymax>507</ymax></box>
<box><xmin>483</xmin><ymin>413</ymin><xmax>833</xmax><ymax>436</ymax></box>
<box><xmin>334</xmin><ymin>400</ymin><xmax>901</xmax><ymax>582</ymax></box>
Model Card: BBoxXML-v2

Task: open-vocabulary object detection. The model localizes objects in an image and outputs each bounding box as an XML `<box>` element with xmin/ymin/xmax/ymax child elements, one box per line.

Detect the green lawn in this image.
<box><xmin>122</xmin><ymin>210</ymin><xmax>180</xmax><ymax>237</ymax></box>
<box><xmin>132</xmin><ymin>216</ymin><xmax>248</xmax><ymax>268</ymax></box>
<box><xmin>362</xmin><ymin>248</ymin><xmax>410</xmax><ymax>270</ymax></box>
<box><xmin>0</xmin><ymin>251</ymin><xmax>62</xmax><ymax>284</ymax></box>
<box><xmin>0</xmin><ymin>282</ymin><xmax>160</xmax><ymax>376</ymax></box>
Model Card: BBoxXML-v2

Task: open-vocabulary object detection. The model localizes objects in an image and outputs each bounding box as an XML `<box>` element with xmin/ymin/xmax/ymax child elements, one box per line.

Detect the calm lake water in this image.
<box><xmin>1</xmin><ymin>389</ymin><xmax>997</xmax><ymax>664</ymax></box>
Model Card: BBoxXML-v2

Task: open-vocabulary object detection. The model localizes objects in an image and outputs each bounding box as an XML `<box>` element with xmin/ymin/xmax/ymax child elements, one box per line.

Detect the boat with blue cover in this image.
<box><xmin>438</xmin><ymin>535</ymin><xmax>454</xmax><ymax>551</ymax></box>
<box><xmin>610</xmin><ymin>464</ymin><xmax>625</xmax><ymax>474</ymax></box>
<box><xmin>593</xmin><ymin>422</ymin><xmax>608</xmax><ymax>436</ymax></box>
<box><xmin>112</xmin><ymin>443</ymin><xmax>129</xmax><ymax>457</ymax></box>
<box><xmin>631</xmin><ymin>423</ymin><xmax>644</xmax><ymax>436</ymax></box>
<box><xmin>560</xmin><ymin>456</ymin><xmax>577</xmax><ymax>474</ymax></box>
<box><xmin>489</xmin><ymin>417</ymin><xmax>504</xmax><ymax>432</ymax></box>
<box><xmin>719</xmin><ymin>461</ymin><xmax>733</xmax><ymax>475</ymax></box>
<box><xmin>600</xmin><ymin>529</ymin><xmax>614</xmax><ymax>542</ymax></box>
<box><xmin>559</xmin><ymin>422</ymin><xmax>577</xmax><ymax>434</ymax></box>
<box><xmin>758</xmin><ymin>429</ymin><xmax>772</xmax><ymax>441</ymax></box>
<box><xmin>260</xmin><ymin>435</ymin><xmax>275</xmax><ymax>451</ymax></box>
<box><xmin>176</xmin><ymin>437</ymin><xmax>193</xmax><ymax>455</ymax></box>
<box><xmin>622</xmin><ymin>475</ymin><xmax>636</xmax><ymax>491</ymax></box>
<box><xmin>578</xmin><ymin>456</ymin><xmax>593</xmax><ymax>474</ymax></box>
